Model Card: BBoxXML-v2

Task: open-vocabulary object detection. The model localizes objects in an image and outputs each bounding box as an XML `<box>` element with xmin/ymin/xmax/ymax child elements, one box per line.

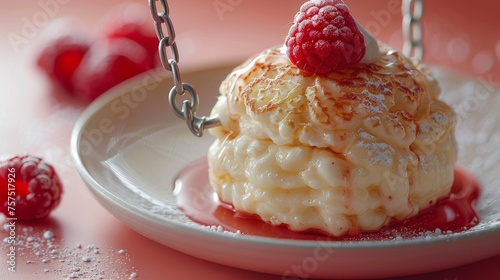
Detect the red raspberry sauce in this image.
<box><xmin>174</xmin><ymin>159</ymin><xmax>480</xmax><ymax>241</ymax></box>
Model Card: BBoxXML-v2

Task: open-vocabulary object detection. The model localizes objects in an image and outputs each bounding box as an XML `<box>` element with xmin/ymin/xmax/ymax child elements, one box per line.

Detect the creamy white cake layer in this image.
<box><xmin>208</xmin><ymin>44</ymin><xmax>457</xmax><ymax>236</ymax></box>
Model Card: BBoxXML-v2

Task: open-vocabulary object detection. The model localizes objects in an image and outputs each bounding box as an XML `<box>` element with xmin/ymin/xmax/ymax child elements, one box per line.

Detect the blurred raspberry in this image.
<box><xmin>285</xmin><ymin>0</ymin><xmax>366</xmax><ymax>74</ymax></box>
<box><xmin>36</xmin><ymin>4</ymin><xmax>159</xmax><ymax>102</ymax></box>
<box><xmin>73</xmin><ymin>37</ymin><xmax>154</xmax><ymax>101</ymax></box>
<box><xmin>99</xmin><ymin>2</ymin><xmax>159</xmax><ymax>68</ymax></box>
<box><xmin>36</xmin><ymin>18</ymin><xmax>91</xmax><ymax>93</ymax></box>
<box><xmin>0</xmin><ymin>155</ymin><xmax>63</xmax><ymax>221</ymax></box>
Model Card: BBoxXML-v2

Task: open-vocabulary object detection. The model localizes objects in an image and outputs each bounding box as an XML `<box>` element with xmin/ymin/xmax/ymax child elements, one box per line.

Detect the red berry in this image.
<box><xmin>285</xmin><ymin>0</ymin><xmax>366</xmax><ymax>74</ymax></box>
<box><xmin>103</xmin><ymin>23</ymin><xmax>158</xmax><ymax>67</ymax></box>
<box><xmin>74</xmin><ymin>38</ymin><xmax>154</xmax><ymax>101</ymax></box>
<box><xmin>100</xmin><ymin>3</ymin><xmax>159</xmax><ymax>68</ymax></box>
<box><xmin>0</xmin><ymin>155</ymin><xmax>63</xmax><ymax>221</ymax></box>
<box><xmin>36</xmin><ymin>18</ymin><xmax>91</xmax><ymax>93</ymax></box>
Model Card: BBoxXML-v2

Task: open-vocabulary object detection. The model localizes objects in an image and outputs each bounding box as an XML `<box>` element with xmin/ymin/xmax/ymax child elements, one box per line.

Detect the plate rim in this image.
<box><xmin>70</xmin><ymin>66</ymin><xmax>500</xmax><ymax>278</ymax></box>
<box><xmin>71</xmin><ymin>67</ymin><xmax>500</xmax><ymax>249</ymax></box>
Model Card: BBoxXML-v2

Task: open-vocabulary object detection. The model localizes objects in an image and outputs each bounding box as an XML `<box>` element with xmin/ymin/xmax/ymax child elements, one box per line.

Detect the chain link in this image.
<box><xmin>402</xmin><ymin>0</ymin><xmax>424</xmax><ymax>60</ymax></box>
<box><xmin>149</xmin><ymin>0</ymin><xmax>220</xmax><ymax>137</ymax></box>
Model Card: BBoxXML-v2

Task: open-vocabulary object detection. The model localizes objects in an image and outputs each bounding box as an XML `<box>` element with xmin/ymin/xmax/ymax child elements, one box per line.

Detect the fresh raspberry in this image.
<box><xmin>285</xmin><ymin>0</ymin><xmax>366</xmax><ymax>74</ymax></box>
<box><xmin>36</xmin><ymin>18</ymin><xmax>91</xmax><ymax>93</ymax></box>
<box><xmin>99</xmin><ymin>3</ymin><xmax>159</xmax><ymax>68</ymax></box>
<box><xmin>0</xmin><ymin>155</ymin><xmax>63</xmax><ymax>221</ymax></box>
<box><xmin>73</xmin><ymin>37</ymin><xmax>154</xmax><ymax>101</ymax></box>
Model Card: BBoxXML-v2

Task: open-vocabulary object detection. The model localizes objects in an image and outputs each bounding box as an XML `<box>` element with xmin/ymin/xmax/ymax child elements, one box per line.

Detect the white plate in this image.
<box><xmin>71</xmin><ymin>65</ymin><xmax>500</xmax><ymax>279</ymax></box>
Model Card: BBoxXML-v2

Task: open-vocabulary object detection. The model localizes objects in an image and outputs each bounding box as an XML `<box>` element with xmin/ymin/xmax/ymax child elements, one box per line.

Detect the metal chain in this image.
<box><xmin>149</xmin><ymin>0</ymin><xmax>220</xmax><ymax>137</ymax></box>
<box><xmin>402</xmin><ymin>0</ymin><xmax>424</xmax><ymax>60</ymax></box>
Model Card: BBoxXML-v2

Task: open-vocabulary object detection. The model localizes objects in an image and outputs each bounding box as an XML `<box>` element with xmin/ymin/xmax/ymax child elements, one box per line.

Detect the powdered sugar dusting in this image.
<box><xmin>357</xmin><ymin>141</ymin><xmax>394</xmax><ymax>166</ymax></box>
<box><xmin>360</xmin><ymin>89</ymin><xmax>388</xmax><ymax>114</ymax></box>
<box><xmin>383</xmin><ymin>227</ymin><xmax>456</xmax><ymax>242</ymax></box>
<box><xmin>202</xmin><ymin>225</ymin><xmax>241</xmax><ymax>236</ymax></box>
<box><xmin>431</xmin><ymin>112</ymin><xmax>445</xmax><ymax>125</ymax></box>
<box><xmin>359</xmin><ymin>130</ymin><xmax>375</xmax><ymax>140</ymax></box>
<box><xmin>357</xmin><ymin>129</ymin><xmax>394</xmax><ymax>166</ymax></box>
<box><xmin>1</xmin><ymin>222</ymin><xmax>138</xmax><ymax>279</ymax></box>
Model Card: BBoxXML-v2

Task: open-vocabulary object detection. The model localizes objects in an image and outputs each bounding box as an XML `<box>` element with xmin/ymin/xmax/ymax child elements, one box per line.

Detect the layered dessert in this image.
<box><xmin>206</xmin><ymin>0</ymin><xmax>460</xmax><ymax>237</ymax></box>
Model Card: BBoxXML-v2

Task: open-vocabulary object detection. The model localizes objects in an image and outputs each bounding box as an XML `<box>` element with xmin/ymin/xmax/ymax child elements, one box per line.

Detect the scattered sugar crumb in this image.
<box><xmin>43</xmin><ymin>230</ymin><xmax>55</xmax><ymax>239</ymax></box>
<box><xmin>3</xmin><ymin>223</ymin><xmax>11</xmax><ymax>231</ymax></box>
<box><xmin>202</xmin><ymin>225</ymin><xmax>242</xmax><ymax>235</ymax></box>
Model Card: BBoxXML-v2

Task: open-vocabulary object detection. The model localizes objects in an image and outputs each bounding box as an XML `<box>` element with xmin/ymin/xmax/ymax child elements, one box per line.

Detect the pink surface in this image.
<box><xmin>1</xmin><ymin>0</ymin><xmax>499</xmax><ymax>279</ymax></box>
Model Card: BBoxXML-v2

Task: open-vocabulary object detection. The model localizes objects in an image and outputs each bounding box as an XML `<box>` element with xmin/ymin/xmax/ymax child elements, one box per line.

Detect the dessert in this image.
<box><xmin>206</xmin><ymin>0</ymin><xmax>461</xmax><ymax>237</ymax></box>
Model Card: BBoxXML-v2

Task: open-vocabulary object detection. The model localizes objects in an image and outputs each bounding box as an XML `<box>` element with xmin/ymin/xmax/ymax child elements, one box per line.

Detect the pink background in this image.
<box><xmin>1</xmin><ymin>0</ymin><xmax>499</xmax><ymax>279</ymax></box>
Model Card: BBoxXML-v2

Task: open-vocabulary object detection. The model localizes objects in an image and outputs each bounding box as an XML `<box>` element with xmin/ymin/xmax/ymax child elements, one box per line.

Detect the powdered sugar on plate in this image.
<box><xmin>201</xmin><ymin>225</ymin><xmax>242</xmax><ymax>236</ymax></box>
<box><xmin>1</xmin><ymin>222</ymin><xmax>138</xmax><ymax>279</ymax></box>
